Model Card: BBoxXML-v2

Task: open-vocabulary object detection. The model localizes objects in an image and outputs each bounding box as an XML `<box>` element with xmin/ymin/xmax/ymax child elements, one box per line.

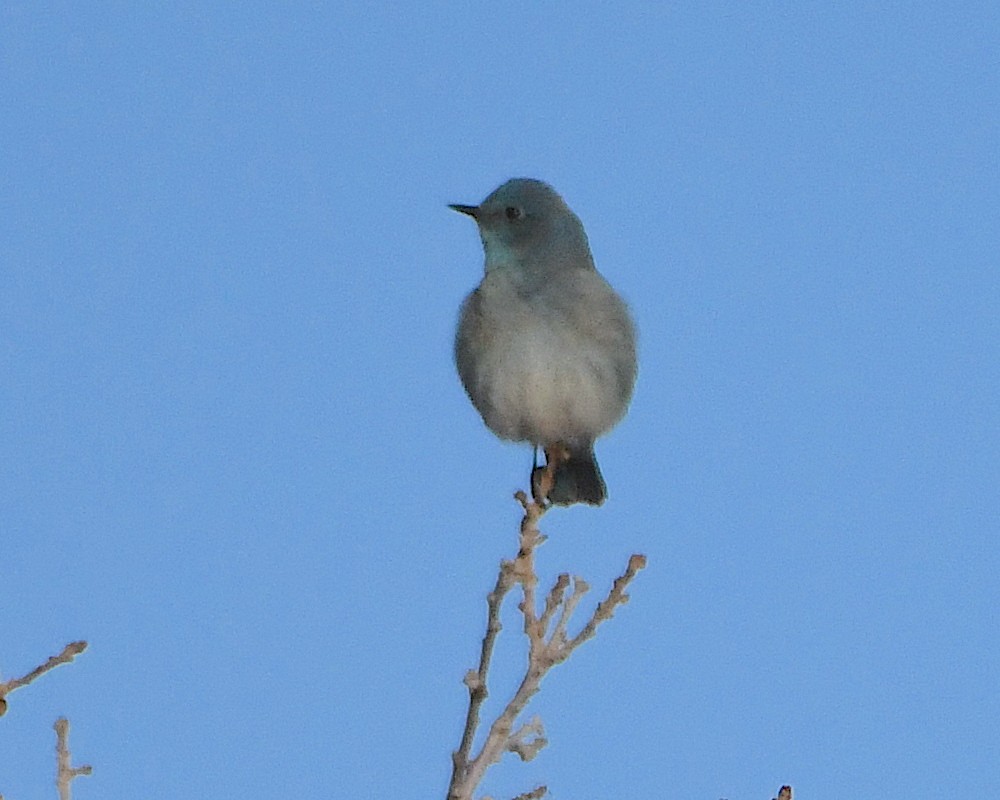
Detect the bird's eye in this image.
<box><xmin>505</xmin><ymin>206</ymin><xmax>522</xmax><ymax>221</ymax></box>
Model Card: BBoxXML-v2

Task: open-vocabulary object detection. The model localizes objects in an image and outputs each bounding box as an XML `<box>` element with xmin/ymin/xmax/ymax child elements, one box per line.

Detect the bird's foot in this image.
<box><xmin>530</xmin><ymin>443</ymin><xmax>571</xmax><ymax>507</ymax></box>
<box><xmin>531</xmin><ymin>464</ymin><xmax>553</xmax><ymax>508</ymax></box>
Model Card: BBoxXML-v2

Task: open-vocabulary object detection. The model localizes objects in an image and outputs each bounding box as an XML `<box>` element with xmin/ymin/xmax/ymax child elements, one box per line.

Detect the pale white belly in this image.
<box><xmin>470</xmin><ymin>293</ymin><xmax>626</xmax><ymax>444</ymax></box>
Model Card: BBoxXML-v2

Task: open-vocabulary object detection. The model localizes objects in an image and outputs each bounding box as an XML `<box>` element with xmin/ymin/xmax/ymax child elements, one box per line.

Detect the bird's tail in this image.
<box><xmin>547</xmin><ymin>444</ymin><xmax>607</xmax><ymax>506</ymax></box>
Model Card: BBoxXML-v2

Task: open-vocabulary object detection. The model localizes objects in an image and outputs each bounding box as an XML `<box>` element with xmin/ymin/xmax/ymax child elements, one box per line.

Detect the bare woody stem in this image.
<box><xmin>55</xmin><ymin>717</ymin><xmax>92</xmax><ymax>800</ymax></box>
<box><xmin>450</xmin><ymin>557</ymin><xmax>518</xmax><ymax>784</ymax></box>
<box><xmin>0</xmin><ymin>641</ymin><xmax>88</xmax><ymax>717</ymax></box>
<box><xmin>447</xmin><ymin>491</ymin><xmax>646</xmax><ymax>800</ymax></box>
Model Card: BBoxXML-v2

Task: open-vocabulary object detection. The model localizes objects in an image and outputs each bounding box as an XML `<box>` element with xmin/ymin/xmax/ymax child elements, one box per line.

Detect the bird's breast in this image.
<box><xmin>456</xmin><ymin>272</ymin><xmax>632</xmax><ymax>445</ymax></box>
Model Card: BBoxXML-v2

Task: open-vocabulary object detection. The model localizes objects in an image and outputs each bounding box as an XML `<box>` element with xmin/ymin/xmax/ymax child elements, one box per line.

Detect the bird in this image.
<box><xmin>451</xmin><ymin>178</ymin><xmax>637</xmax><ymax>506</ymax></box>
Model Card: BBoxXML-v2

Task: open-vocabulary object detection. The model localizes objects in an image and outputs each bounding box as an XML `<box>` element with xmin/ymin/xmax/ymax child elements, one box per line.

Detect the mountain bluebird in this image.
<box><xmin>451</xmin><ymin>178</ymin><xmax>637</xmax><ymax>506</ymax></box>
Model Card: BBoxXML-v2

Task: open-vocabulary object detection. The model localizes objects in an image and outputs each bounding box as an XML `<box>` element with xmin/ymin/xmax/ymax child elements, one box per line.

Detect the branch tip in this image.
<box><xmin>0</xmin><ymin>641</ymin><xmax>90</xmax><ymax>715</ymax></box>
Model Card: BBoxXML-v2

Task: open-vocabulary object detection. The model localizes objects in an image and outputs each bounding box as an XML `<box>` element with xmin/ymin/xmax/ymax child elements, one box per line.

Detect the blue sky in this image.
<box><xmin>2</xmin><ymin>3</ymin><xmax>998</xmax><ymax>798</ymax></box>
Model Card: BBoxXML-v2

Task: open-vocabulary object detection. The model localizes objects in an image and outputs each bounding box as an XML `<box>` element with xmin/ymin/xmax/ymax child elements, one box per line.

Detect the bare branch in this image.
<box><xmin>0</xmin><ymin>641</ymin><xmax>88</xmax><ymax>717</ymax></box>
<box><xmin>507</xmin><ymin>716</ymin><xmax>547</xmax><ymax>762</ymax></box>
<box><xmin>565</xmin><ymin>553</ymin><xmax>646</xmax><ymax>655</ymax></box>
<box><xmin>451</xmin><ymin>557</ymin><xmax>519</xmax><ymax>784</ymax></box>
<box><xmin>537</xmin><ymin>573</ymin><xmax>570</xmax><ymax>641</ymax></box>
<box><xmin>550</xmin><ymin>576</ymin><xmax>587</xmax><ymax>652</ymax></box>
<box><xmin>54</xmin><ymin>718</ymin><xmax>92</xmax><ymax>800</ymax></box>
<box><xmin>447</xmin><ymin>489</ymin><xmax>647</xmax><ymax>800</ymax></box>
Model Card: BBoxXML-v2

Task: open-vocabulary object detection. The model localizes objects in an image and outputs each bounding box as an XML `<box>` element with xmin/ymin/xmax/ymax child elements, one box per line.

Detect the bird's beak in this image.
<box><xmin>449</xmin><ymin>203</ymin><xmax>479</xmax><ymax>219</ymax></box>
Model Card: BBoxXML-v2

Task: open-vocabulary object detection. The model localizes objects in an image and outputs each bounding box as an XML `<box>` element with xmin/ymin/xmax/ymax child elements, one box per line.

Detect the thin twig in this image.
<box><xmin>507</xmin><ymin>716</ymin><xmax>547</xmax><ymax>761</ymax></box>
<box><xmin>511</xmin><ymin>786</ymin><xmax>547</xmax><ymax>800</ymax></box>
<box><xmin>55</xmin><ymin>717</ymin><xmax>92</xmax><ymax>800</ymax></box>
<box><xmin>551</xmin><ymin>577</ymin><xmax>587</xmax><ymax>650</ymax></box>
<box><xmin>566</xmin><ymin>554</ymin><xmax>646</xmax><ymax>653</ymax></box>
<box><xmin>537</xmin><ymin>574</ymin><xmax>570</xmax><ymax>641</ymax></box>
<box><xmin>0</xmin><ymin>641</ymin><xmax>88</xmax><ymax>716</ymax></box>
<box><xmin>451</xmin><ymin>560</ymin><xmax>518</xmax><ymax>789</ymax></box>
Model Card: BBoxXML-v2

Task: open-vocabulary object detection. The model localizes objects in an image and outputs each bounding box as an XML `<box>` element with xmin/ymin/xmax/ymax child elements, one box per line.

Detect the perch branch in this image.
<box><xmin>447</xmin><ymin>489</ymin><xmax>646</xmax><ymax>800</ymax></box>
